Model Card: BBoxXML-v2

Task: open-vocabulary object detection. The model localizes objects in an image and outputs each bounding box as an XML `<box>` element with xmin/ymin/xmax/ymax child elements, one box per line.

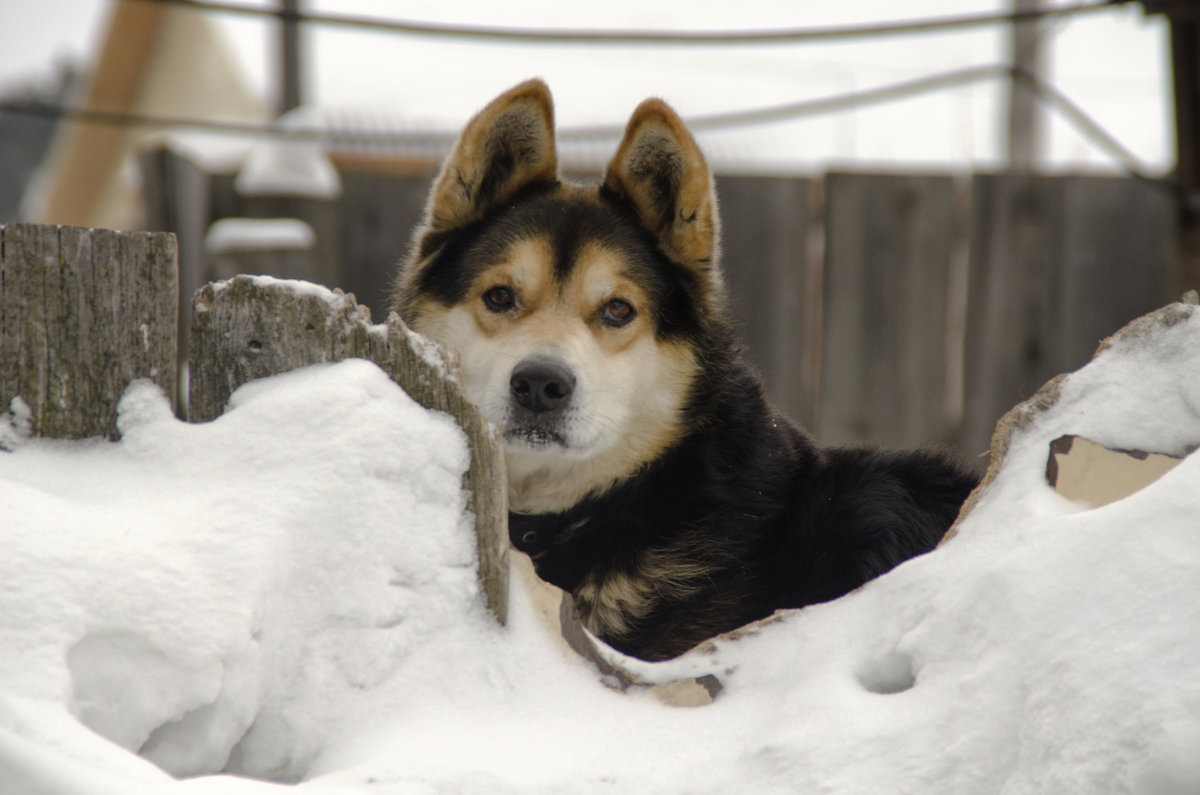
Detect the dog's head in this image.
<box><xmin>394</xmin><ymin>80</ymin><xmax>731</xmax><ymax>513</ymax></box>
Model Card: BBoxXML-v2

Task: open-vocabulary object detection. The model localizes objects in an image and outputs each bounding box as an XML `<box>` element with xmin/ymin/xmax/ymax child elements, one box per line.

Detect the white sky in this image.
<box><xmin>0</xmin><ymin>0</ymin><xmax>1174</xmax><ymax>172</ymax></box>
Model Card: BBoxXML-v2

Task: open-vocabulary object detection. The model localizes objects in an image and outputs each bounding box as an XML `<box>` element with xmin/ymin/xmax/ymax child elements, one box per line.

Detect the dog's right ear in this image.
<box><xmin>419</xmin><ymin>79</ymin><xmax>558</xmax><ymax>248</ymax></box>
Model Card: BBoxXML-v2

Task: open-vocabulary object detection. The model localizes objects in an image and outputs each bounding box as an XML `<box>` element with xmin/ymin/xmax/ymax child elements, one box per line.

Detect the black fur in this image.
<box><xmin>510</xmin><ymin>357</ymin><xmax>977</xmax><ymax>662</ymax></box>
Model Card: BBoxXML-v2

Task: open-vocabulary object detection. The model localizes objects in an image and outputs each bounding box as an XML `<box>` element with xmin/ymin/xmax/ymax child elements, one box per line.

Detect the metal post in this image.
<box><xmin>279</xmin><ymin>0</ymin><xmax>301</xmax><ymax>116</ymax></box>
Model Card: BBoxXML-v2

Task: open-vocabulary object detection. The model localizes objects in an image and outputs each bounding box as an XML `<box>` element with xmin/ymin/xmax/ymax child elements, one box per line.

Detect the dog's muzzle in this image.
<box><xmin>505</xmin><ymin>357</ymin><xmax>575</xmax><ymax>448</ymax></box>
<box><xmin>509</xmin><ymin>358</ymin><xmax>575</xmax><ymax>414</ymax></box>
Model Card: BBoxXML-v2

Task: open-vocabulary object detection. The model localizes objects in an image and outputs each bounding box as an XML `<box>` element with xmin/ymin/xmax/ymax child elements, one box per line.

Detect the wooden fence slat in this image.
<box><xmin>338</xmin><ymin>170</ymin><xmax>435</xmax><ymax>318</ymax></box>
<box><xmin>189</xmin><ymin>276</ymin><xmax>508</xmax><ymax>623</ymax></box>
<box><xmin>0</xmin><ymin>223</ymin><xmax>177</xmax><ymax>439</ymax></box>
<box><xmin>1058</xmin><ymin>176</ymin><xmax>1176</xmax><ymax>367</ymax></box>
<box><xmin>816</xmin><ymin>172</ymin><xmax>961</xmax><ymax>449</ymax></box>
<box><xmin>961</xmin><ymin>173</ymin><xmax>1066</xmax><ymax>458</ymax></box>
<box><xmin>1</xmin><ymin>224</ymin><xmax>53</xmax><ymax>433</ymax></box>
<box><xmin>961</xmin><ymin>174</ymin><xmax>1176</xmax><ymax>457</ymax></box>
<box><xmin>141</xmin><ymin>146</ymin><xmax>220</xmax><ymax>386</ymax></box>
<box><xmin>718</xmin><ymin>176</ymin><xmax>820</xmax><ymax>429</ymax></box>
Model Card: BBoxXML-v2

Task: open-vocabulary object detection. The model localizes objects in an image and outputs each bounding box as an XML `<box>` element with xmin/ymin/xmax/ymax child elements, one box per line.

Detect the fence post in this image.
<box><xmin>189</xmin><ymin>275</ymin><xmax>509</xmax><ymax>623</ymax></box>
<box><xmin>0</xmin><ymin>223</ymin><xmax>178</xmax><ymax>440</ymax></box>
<box><xmin>717</xmin><ymin>176</ymin><xmax>821</xmax><ymax>429</ymax></box>
<box><xmin>961</xmin><ymin>174</ymin><xmax>1176</xmax><ymax>458</ymax></box>
<box><xmin>815</xmin><ymin>172</ymin><xmax>962</xmax><ymax>450</ymax></box>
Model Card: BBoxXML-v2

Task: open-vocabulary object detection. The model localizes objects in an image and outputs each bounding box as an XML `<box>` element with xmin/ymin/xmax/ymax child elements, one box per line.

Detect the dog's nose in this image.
<box><xmin>510</xmin><ymin>360</ymin><xmax>575</xmax><ymax>413</ymax></box>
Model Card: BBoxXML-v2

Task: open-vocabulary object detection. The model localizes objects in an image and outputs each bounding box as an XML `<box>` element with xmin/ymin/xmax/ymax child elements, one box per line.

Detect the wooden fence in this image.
<box><xmin>141</xmin><ymin>148</ymin><xmax>1181</xmax><ymax>466</ymax></box>
<box><xmin>0</xmin><ymin>223</ymin><xmax>508</xmax><ymax>624</ymax></box>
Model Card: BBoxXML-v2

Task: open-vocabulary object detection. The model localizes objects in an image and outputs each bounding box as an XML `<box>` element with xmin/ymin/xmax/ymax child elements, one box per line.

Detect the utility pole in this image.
<box><xmin>1007</xmin><ymin>0</ymin><xmax>1045</xmax><ymax>170</ymax></box>
<box><xmin>279</xmin><ymin>0</ymin><xmax>302</xmax><ymax>116</ymax></box>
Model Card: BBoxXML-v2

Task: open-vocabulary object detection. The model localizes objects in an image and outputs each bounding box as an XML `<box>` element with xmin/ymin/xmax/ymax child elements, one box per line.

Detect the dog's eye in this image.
<box><xmin>483</xmin><ymin>286</ymin><xmax>516</xmax><ymax>313</ymax></box>
<box><xmin>600</xmin><ymin>299</ymin><xmax>636</xmax><ymax>327</ymax></box>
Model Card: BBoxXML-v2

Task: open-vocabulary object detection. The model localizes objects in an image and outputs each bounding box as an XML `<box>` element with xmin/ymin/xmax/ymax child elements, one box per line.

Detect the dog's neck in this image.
<box><xmin>505</xmin><ymin>445</ymin><xmax>639</xmax><ymax>514</ymax></box>
<box><xmin>504</xmin><ymin>397</ymin><xmax>692</xmax><ymax>514</ymax></box>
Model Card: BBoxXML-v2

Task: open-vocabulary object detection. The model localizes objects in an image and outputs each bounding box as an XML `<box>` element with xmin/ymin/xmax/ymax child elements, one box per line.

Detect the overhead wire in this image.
<box><xmin>0</xmin><ymin>0</ymin><xmax>1167</xmax><ymax>185</ymax></box>
<box><xmin>0</xmin><ymin>62</ymin><xmax>1167</xmax><ymax>187</ymax></box>
<box><xmin>135</xmin><ymin>0</ymin><xmax>1133</xmax><ymax>44</ymax></box>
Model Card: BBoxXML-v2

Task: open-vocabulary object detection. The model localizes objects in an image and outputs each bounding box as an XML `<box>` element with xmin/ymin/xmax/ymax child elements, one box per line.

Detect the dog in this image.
<box><xmin>393</xmin><ymin>80</ymin><xmax>978</xmax><ymax>661</ymax></box>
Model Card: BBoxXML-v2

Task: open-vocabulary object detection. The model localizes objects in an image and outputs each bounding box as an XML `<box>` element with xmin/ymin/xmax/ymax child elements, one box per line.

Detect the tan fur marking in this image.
<box><xmin>562</xmin><ymin>241</ymin><xmax>653</xmax><ymax>352</ymax></box>
<box><xmin>575</xmin><ymin>548</ymin><xmax>715</xmax><ymax>640</ymax></box>
<box><xmin>467</xmin><ymin>238</ymin><xmax>555</xmax><ymax>338</ymax></box>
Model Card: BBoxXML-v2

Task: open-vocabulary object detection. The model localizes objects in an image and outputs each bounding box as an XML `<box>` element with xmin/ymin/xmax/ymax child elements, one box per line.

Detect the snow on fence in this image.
<box><xmin>0</xmin><ymin>222</ymin><xmax>508</xmax><ymax>623</ymax></box>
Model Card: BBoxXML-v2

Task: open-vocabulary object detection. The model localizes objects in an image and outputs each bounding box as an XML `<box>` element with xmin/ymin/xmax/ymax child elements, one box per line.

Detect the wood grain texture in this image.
<box><xmin>816</xmin><ymin>172</ymin><xmax>960</xmax><ymax>449</ymax></box>
<box><xmin>0</xmin><ymin>223</ymin><xmax>177</xmax><ymax>439</ymax></box>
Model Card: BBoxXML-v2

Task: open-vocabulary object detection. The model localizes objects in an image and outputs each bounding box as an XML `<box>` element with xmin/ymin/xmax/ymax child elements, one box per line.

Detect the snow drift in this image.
<box><xmin>1</xmin><ymin>301</ymin><xmax>1198</xmax><ymax>794</ymax></box>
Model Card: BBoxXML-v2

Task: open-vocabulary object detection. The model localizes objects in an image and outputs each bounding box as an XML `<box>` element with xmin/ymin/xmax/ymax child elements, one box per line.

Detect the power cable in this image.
<box><xmin>0</xmin><ymin>63</ymin><xmax>1168</xmax><ymax>185</ymax></box>
<box><xmin>133</xmin><ymin>0</ymin><xmax>1133</xmax><ymax>45</ymax></box>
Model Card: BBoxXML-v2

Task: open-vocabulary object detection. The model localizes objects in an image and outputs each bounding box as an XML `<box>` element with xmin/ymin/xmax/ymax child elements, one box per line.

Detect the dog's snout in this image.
<box><xmin>510</xmin><ymin>360</ymin><xmax>575</xmax><ymax>413</ymax></box>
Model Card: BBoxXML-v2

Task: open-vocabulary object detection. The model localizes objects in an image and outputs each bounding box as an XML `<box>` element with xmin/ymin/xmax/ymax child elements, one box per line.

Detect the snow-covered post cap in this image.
<box><xmin>205</xmin><ymin>218</ymin><xmax>316</xmax><ymax>252</ymax></box>
<box><xmin>204</xmin><ymin>218</ymin><xmax>317</xmax><ymax>283</ymax></box>
<box><xmin>189</xmin><ymin>275</ymin><xmax>508</xmax><ymax>624</ymax></box>
<box><xmin>234</xmin><ymin>108</ymin><xmax>342</xmax><ymax>200</ymax></box>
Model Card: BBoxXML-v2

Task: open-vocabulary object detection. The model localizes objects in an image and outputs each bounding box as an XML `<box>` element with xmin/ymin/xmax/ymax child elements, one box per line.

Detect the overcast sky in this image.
<box><xmin>0</xmin><ymin>0</ymin><xmax>1173</xmax><ymax>171</ymax></box>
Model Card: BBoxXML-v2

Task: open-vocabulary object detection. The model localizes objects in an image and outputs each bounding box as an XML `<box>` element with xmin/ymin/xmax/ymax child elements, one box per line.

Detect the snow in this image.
<box><xmin>211</xmin><ymin>275</ymin><xmax>355</xmax><ymax>313</ymax></box>
<box><xmin>205</xmin><ymin>219</ymin><xmax>316</xmax><ymax>254</ymax></box>
<box><xmin>1</xmin><ymin>396</ymin><xmax>33</xmax><ymax>451</ymax></box>
<box><xmin>2</xmin><ymin>304</ymin><xmax>1200</xmax><ymax>793</ymax></box>
<box><xmin>234</xmin><ymin>110</ymin><xmax>343</xmax><ymax>200</ymax></box>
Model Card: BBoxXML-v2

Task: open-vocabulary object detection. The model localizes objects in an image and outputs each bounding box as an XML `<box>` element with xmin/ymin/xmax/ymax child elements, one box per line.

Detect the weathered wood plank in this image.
<box><xmin>961</xmin><ymin>174</ymin><xmax>1175</xmax><ymax>458</ymax></box>
<box><xmin>0</xmin><ymin>223</ymin><xmax>177</xmax><ymax>439</ymax></box>
<box><xmin>717</xmin><ymin>176</ymin><xmax>820</xmax><ymax>429</ymax></box>
<box><xmin>1058</xmin><ymin>176</ymin><xmax>1175</xmax><ymax>366</ymax></box>
<box><xmin>1</xmin><ymin>224</ymin><xmax>55</xmax><ymax>434</ymax></box>
<box><xmin>189</xmin><ymin>276</ymin><xmax>508</xmax><ymax>623</ymax></box>
<box><xmin>816</xmin><ymin>172</ymin><xmax>961</xmax><ymax>449</ymax></box>
<box><xmin>961</xmin><ymin>173</ymin><xmax>1065</xmax><ymax>459</ymax></box>
<box><xmin>141</xmin><ymin>145</ymin><xmax>219</xmax><ymax>387</ymax></box>
<box><xmin>337</xmin><ymin>170</ymin><xmax>434</xmax><ymax>318</ymax></box>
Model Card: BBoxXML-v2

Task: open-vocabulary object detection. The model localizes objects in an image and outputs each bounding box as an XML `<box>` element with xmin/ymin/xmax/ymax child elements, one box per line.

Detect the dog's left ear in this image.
<box><xmin>604</xmin><ymin>99</ymin><xmax>720</xmax><ymax>281</ymax></box>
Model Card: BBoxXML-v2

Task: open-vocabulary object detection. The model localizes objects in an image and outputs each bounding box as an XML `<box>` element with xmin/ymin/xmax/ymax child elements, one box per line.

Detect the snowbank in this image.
<box><xmin>234</xmin><ymin>109</ymin><xmax>342</xmax><ymax>200</ymax></box>
<box><xmin>205</xmin><ymin>219</ymin><xmax>316</xmax><ymax>254</ymax></box>
<box><xmin>2</xmin><ymin>303</ymin><xmax>1199</xmax><ymax>794</ymax></box>
<box><xmin>0</xmin><ymin>360</ymin><xmax>475</xmax><ymax>789</ymax></box>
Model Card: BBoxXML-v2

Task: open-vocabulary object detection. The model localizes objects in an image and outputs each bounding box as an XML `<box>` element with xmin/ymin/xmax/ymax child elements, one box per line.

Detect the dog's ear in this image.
<box><xmin>603</xmin><ymin>99</ymin><xmax>720</xmax><ymax>280</ymax></box>
<box><xmin>423</xmin><ymin>79</ymin><xmax>558</xmax><ymax>241</ymax></box>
